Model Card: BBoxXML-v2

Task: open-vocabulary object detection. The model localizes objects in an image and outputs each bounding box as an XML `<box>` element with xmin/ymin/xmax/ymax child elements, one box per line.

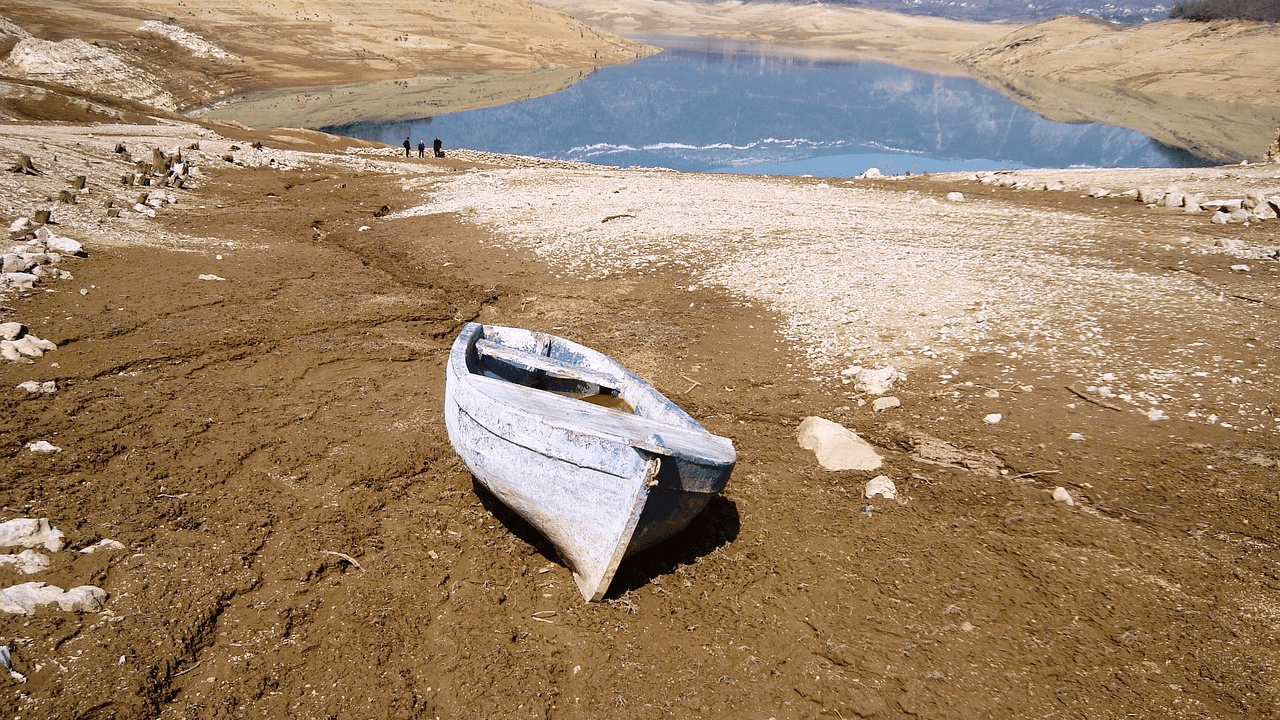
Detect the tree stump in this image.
<box><xmin>58</xmin><ymin>190</ymin><xmax>76</xmax><ymax>204</ymax></box>
<box><xmin>8</xmin><ymin>154</ymin><xmax>42</xmax><ymax>175</ymax></box>
<box><xmin>72</xmin><ymin>175</ymin><xmax>87</xmax><ymax>190</ymax></box>
<box><xmin>33</xmin><ymin>210</ymin><xmax>51</xmax><ymax>225</ymax></box>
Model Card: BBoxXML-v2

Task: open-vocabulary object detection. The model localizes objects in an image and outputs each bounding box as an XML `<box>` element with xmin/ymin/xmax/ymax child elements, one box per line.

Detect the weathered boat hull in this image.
<box><xmin>444</xmin><ymin>323</ymin><xmax>735</xmax><ymax>601</ymax></box>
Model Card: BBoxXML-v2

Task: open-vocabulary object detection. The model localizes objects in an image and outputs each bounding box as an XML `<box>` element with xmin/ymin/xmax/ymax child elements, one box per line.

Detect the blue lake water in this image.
<box><xmin>323</xmin><ymin>40</ymin><xmax>1208</xmax><ymax>177</ymax></box>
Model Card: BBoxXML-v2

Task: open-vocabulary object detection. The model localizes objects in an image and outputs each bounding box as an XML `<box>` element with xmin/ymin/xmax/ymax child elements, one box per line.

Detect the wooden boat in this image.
<box><xmin>444</xmin><ymin>323</ymin><xmax>736</xmax><ymax>601</ymax></box>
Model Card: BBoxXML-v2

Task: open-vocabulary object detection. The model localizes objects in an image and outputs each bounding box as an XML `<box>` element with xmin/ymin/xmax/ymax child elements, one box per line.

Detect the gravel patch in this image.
<box><xmin>398</xmin><ymin>163</ymin><xmax>1279</xmax><ymax>434</ymax></box>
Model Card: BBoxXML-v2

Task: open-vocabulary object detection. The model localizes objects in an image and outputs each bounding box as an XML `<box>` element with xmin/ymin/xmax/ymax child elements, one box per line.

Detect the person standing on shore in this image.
<box><xmin>418</xmin><ymin>139</ymin><xmax>425</xmax><ymax>158</ymax></box>
<box><xmin>433</xmin><ymin>137</ymin><xmax>443</xmax><ymax>158</ymax></box>
<box><xmin>403</xmin><ymin>137</ymin><xmax>411</xmax><ymax>157</ymax></box>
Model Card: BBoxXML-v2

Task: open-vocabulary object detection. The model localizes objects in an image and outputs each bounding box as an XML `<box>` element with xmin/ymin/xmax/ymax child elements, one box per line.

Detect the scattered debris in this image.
<box><xmin>0</xmin><ymin>645</ymin><xmax>26</xmax><ymax>683</ymax></box>
<box><xmin>878</xmin><ymin>422</ymin><xmax>1002</xmax><ymax>476</ymax></box>
<box><xmin>320</xmin><ymin>550</ymin><xmax>363</xmax><ymax>571</ymax></box>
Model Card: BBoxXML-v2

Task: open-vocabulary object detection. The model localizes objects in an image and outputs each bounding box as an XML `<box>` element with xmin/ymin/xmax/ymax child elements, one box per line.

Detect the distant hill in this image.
<box><xmin>724</xmin><ymin>0</ymin><xmax>1173</xmax><ymax>24</ymax></box>
<box><xmin>1169</xmin><ymin>0</ymin><xmax>1280</xmax><ymax>21</ymax></box>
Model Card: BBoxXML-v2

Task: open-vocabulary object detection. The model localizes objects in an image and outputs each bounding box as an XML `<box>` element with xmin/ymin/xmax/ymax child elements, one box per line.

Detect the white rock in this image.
<box><xmin>797</xmin><ymin>416</ymin><xmax>883</xmax><ymax>471</ymax></box>
<box><xmin>10</xmin><ymin>335</ymin><xmax>45</xmax><ymax>357</ymax></box>
<box><xmin>15</xmin><ymin>380</ymin><xmax>56</xmax><ymax>394</ymax></box>
<box><xmin>983</xmin><ymin>413</ymin><xmax>1002</xmax><ymax>424</ymax></box>
<box><xmin>0</xmin><ymin>322</ymin><xmax>23</xmax><ymax>340</ymax></box>
<box><xmin>0</xmin><ymin>341</ymin><xmax>20</xmax><ymax>362</ymax></box>
<box><xmin>855</xmin><ymin>366</ymin><xmax>903</xmax><ymax>396</ymax></box>
<box><xmin>27</xmin><ymin>440</ymin><xmax>61</xmax><ymax>453</ymax></box>
<box><xmin>33</xmin><ymin>227</ymin><xmax>86</xmax><ymax>257</ymax></box>
<box><xmin>865</xmin><ymin>475</ymin><xmax>897</xmax><ymax>500</ymax></box>
<box><xmin>79</xmin><ymin>538</ymin><xmax>126</xmax><ymax>554</ymax></box>
<box><xmin>0</xmin><ymin>582</ymin><xmax>108</xmax><ymax>614</ymax></box>
<box><xmin>946</xmin><ymin>191</ymin><xmax>965</xmax><ymax>202</ymax></box>
<box><xmin>1</xmin><ymin>272</ymin><xmax>38</xmax><ymax>289</ymax></box>
<box><xmin>1146</xmin><ymin>408</ymin><xmax>1168</xmax><ymax>421</ymax></box>
<box><xmin>1068</xmin><ymin>432</ymin><xmax>1085</xmax><ymax>441</ymax></box>
<box><xmin>0</xmin><ymin>518</ymin><xmax>65</xmax><ymax>552</ymax></box>
<box><xmin>1052</xmin><ymin>486</ymin><xmax>1075</xmax><ymax>506</ymax></box>
<box><xmin>984</xmin><ymin>389</ymin><xmax>1000</xmax><ymax>398</ymax></box>
<box><xmin>1231</xmin><ymin>264</ymin><xmax>1251</xmax><ymax>272</ymax></box>
<box><xmin>0</xmin><ymin>549</ymin><xmax>51</xmax><ymax>574</ymax></box>
<box><xmin>860</xmin><ymin>168</ymin><xmax>882</xmax><ymax>179</ymax></box>
<box><xmin>7</xmin><ymin>218</ymin><xmax>30</xmax><ymax>233</ymax></box>
<box><xmin>872</xmin><ymin>396</ymin><xmax>901</xmax><ymax>412</ymax></box>
<box><xmin>198</xmin><ymin>274</ymin><xmax>226</xmax><ymax>281</ymax></box>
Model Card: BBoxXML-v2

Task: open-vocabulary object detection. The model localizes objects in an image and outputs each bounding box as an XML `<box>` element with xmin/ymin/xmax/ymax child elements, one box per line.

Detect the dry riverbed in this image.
<box><xmin>1</xmin><ymin>121</ymin><xmax>1278</xmax><ymax>719</ymax></box>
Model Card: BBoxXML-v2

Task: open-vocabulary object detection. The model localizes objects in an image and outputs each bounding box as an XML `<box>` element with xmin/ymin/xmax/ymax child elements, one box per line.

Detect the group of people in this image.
<box><xmin>404</xmin><ymin>137</ymin><xmax>444</xmax><ymax>158</ymax></box>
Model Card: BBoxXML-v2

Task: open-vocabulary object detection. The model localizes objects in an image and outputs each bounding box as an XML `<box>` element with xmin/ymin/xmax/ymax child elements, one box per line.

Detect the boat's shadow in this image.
<box><xmin>471</xmin><ymin>478</ymin><xmax>740</xmax><ymax>599</ymax></box>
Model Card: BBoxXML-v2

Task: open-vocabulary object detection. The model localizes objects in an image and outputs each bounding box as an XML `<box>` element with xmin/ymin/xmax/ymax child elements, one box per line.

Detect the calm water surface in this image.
<box><xmin>324</xmin><ymin>39</ymin><xmax>1207</xmax><ymax>177</ymax></box>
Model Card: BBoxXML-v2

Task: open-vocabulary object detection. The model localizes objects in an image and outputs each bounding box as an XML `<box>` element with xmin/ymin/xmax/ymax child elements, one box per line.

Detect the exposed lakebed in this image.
<box><xmin>324</xmin><ymin>38</ymin><xmax>1209</xmax><ymax>176</ymax></box>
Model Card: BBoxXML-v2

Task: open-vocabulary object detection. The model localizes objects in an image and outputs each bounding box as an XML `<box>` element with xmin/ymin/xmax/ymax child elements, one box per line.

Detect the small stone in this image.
<box><xmin>872</xmin><ymin>396</ymin><xmax>901</xmax><ymax>412</ymax></box>
<box><xmin>1052</xmin><ymin>486</ymin><xmax>1075</xmax><ymax>506</ymax></box>
<box><xmin>984</xmin><ymin>389</ymin><xmax>1000</xmax><ymax>398</ymax></box>
<box><xmin>1230</xmin><ymin>264</ymin><xmax>1251</xmax><ymax>272</ymax></box>
<box><xmin>27</xmin><ymin>440</ymin><xmax>61</xmax><ymax>453</ymax></box>
<box><xmin>198</xmin><ymin>274</ymin><xmax>225</xmax><ymax>281</ymax></box>
<box><xmin>1068</xmin><ymin>432</ymin><xmax>1085</xmax><ymax>441</ymax></box>
<box><xmin>1146</xmin><ymin>408</ymin><xmax>1168</xmax><ymax>421</ymax></box>
<box><xmin>797</xmin><ymin>416</ymin><xmax>883</xmax><ymax>471</ymax></box>
<box><xmin>946</xmin><ymin>191</ymin><xmax>964</xmax><ymax>202</ymax></box>
<box><xmin>865</xmin><ymin>475</ymin><xmax>896</xmax><ymax>500</ymax></box>
<box><xmin>79</xmin><ymin>538</ymin><xmax>126</xmax><ymax>554</ymax></box>
<box><xmin>983</xmin><ymin>413</ymin><xmax>1002</xmax><ymax>424</ymax></box>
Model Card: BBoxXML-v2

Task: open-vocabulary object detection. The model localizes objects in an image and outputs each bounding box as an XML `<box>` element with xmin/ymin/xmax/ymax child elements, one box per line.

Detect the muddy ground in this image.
<box><xmin>0</xmin><ymin>128</ymin><xmax>1278</xmax><ymax>720</ymax></box>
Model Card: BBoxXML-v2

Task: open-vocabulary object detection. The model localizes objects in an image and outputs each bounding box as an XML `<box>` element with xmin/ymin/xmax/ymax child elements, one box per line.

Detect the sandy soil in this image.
<box><xmin>2</xmin><ymin>4</ymin><xmax>1280</xmax><ymax>720</ymax></box>
<box><xmin>1</xmin><ymin>120</ymin><xmax>1279</xmax><ymax>720</ymax></box>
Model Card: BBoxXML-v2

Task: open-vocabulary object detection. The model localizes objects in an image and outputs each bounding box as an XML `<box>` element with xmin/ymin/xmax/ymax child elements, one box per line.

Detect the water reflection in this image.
<box><xmin>323</xmin><ymin>40</ymin><xmax>1208</xmax><ymax>176</ymax></box>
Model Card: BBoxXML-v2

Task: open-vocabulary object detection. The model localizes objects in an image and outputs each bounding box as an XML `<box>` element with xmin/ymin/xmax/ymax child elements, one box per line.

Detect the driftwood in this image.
<box><xmin>9</xmin><ymin>154</ymin><xmax>42</xmax><ymax>175</ymax></box>
<box><xmin>1066</xmin><ymin>385</ymin><xmax>1123</xmax><ymax>411</ymax></box>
